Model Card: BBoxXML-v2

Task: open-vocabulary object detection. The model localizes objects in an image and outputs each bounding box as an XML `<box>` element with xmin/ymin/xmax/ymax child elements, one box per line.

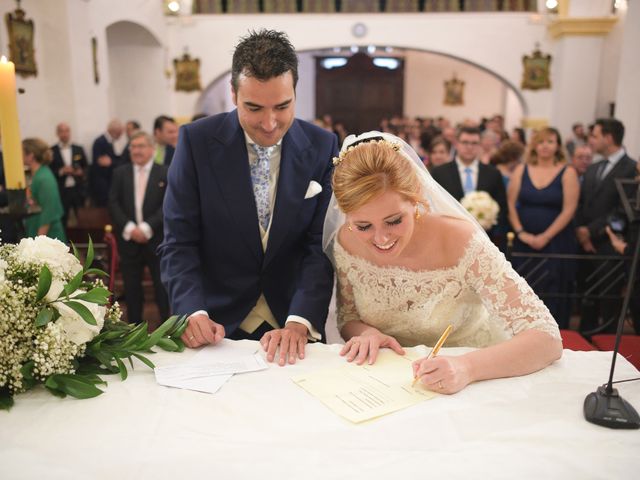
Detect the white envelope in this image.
<box><xmin>304</xmin><ymin>180</ymin><xmax>323</xmax><ymax>199</ymax></box>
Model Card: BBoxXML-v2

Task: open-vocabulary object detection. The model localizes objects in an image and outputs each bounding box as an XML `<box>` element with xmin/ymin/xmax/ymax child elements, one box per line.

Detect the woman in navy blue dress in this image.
<box><xmin>507</xmin><ymin>128</ymin><xmax>580</xmax><ymax>329</ymax></box>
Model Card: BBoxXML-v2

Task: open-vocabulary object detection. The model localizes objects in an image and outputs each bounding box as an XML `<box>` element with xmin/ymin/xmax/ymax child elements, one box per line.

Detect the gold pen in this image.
<box><xmin>411</xmin><ymin>324</ymin><xmax>453</xmax><ymax>388</ymax></box>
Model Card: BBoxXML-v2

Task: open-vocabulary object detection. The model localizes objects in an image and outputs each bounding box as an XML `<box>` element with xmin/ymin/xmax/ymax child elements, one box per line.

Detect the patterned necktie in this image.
<box><xmin>463</xmin><ymin>167</ymin><xmax>474</xmax><ymax>194</ymax></box>
<box><xmin>250</xmin><ymin>144</ymin><xmax>273</xmax><ymax>230</ymax></box>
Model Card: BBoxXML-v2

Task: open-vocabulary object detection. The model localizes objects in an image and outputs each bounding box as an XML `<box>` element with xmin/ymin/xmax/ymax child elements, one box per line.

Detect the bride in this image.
<box><xmin>323</xmin><ymin>132</ymin><xmax>562</xmax><ymax>394</ymax></box>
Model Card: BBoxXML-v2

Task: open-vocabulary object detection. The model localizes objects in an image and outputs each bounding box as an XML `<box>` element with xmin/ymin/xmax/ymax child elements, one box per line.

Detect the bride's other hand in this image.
<box><xmin>340</xmin><ymin>331</ymin><xmax>405</xmax><ymax>365</ymax></box>
<box><xmin>412</xmin><ymin>356</ymin><xmax>472</xmax><ymax>394</ymax></box>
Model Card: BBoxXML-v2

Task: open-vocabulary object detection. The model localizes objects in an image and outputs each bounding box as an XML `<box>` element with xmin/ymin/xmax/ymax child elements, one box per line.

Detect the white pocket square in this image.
<box><xmin>304</xmin><ymin>180</ymin><xmax>323</xmax><ymax>199</ymax></box>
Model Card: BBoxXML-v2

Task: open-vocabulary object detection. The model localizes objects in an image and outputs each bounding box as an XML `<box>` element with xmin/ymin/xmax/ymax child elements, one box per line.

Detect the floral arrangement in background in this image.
<box><xmin>460</xmin><ymin>191</ymin><xmax>500</xmax><ymax>230</ymax></box>
<box><xmin>0</xmin><ymin>236</ymin><xmax>187</xmax><ymax>410</ymax></box>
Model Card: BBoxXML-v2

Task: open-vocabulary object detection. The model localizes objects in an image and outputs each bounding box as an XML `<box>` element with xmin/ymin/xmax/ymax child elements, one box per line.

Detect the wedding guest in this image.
<box><xmin>510</xmin><ymin>127</ymin><xmax>527</xmax><ymax>146</ymax></box>
<box><xmin>159</xmin><ymin>29</ymin><xmax>337</xmax><ymax>365</ymax></box>
<box><xmin>570</xmin><ymin>144</ymin><xmax>593</xmax><ymax>182</ymax></box>
<box><xmin>89</xmin><ymin>120</ymin><xmax>125</xmax><ymax>207</ymax></box>
<box><xmin>50</xmin><ymin>122</ymin><xmax>88</xmax><ymax>227</ymax></box>
<box><xmin>576</xmin><ymin>118</ymin><xmax>637</xmax><ymax>335</ymax></box>
<box><xmin>490</xmin><ymin>140</ymin><xmax>524</xmax><ymax>188</ymax></box>
<box><xmin>152</xmin><ymin>115</ymin><xmax>178</xmax><ymax>166</ymax></box>
<box><xmin>431</xmin><ymin>126</ymin><xmax>508</xmax><ymax>249</ymax></box>
<box><xmin>324</xmin><ymin>132</ymin><xmax>561</xmax><ymax>395</ymax></box>
<box><xmin>22</xmin><ymin>138</ymin><xmax>66</xmax><ymax>242</ymax></box>
<box><xmin>108</xmin><ymin>131</ymin><xmax>169</xmax><ymax>325</ymax></box>
<box><xmin>119</xmin><ymin>120</ymin><xmax>141</xmax><ymax>165</ymax></box>
<box><xmin>507</xmin><ymin>128</ymin><xmax>579</xmax><ymax>329</ymax></box>
<box><xmin>566</xmin><ymin>122</ymin><xmax>588</xmax><ymax>158</ymax></box>
<box><xmin>426</xmin><ymin>136</ymin><xmax>451</xmax><ymax>170</ymax></box>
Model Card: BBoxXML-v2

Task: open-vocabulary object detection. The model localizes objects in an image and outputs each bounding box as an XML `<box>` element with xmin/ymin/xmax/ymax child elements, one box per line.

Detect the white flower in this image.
<box><xmin>460</xmin><ymin>191</ymin><xmax>500</xmax><ymax>230</ymax></box>
<box><xmin>52</xmin><ymin>294</ymin><xmax>106</xmax><ymax>345</ymax></box>
<box><xmin>44</xmin><ymin>279</ymin><xmax>65</xmax><ymax>303</ymax></box>
<box><xmin>15</xmin><ymin>236</ymin><xmax>82</xmax><ymax>280</ymax></box>
<box><xmin>0</xmin><ymin>258</ymin><xmax>7</xmax><ymax>283</ymax></box>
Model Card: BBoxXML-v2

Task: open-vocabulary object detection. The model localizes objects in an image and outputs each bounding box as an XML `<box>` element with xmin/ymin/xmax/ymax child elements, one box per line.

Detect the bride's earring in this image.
<box><xmin>415</xmin><ymin>203</ymin><xmax>421</xmax><ymax>220</ymax></box>
<box><xmin>348</xmin><ymin>224</ymin><xmax>353</xmax><ymax>232</ymax></box>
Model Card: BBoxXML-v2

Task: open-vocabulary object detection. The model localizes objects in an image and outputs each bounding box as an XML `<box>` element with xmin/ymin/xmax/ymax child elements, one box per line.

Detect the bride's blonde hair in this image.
<box><xmin>332</xmin><ymin>140</ymin><xmax>422</xmax><ymax>214</ymax></box>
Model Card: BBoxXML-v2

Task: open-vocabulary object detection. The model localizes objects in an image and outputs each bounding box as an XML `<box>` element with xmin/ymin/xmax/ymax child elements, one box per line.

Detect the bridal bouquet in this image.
<box><xmin>0</xmin><ymin>236</ymin><xmax>187</xmax><ymax>410</ymax></box>
<box><xmin>460</xmin><ymin>191</ymin><xmax>500</xmax><ymax>230</ymax></box>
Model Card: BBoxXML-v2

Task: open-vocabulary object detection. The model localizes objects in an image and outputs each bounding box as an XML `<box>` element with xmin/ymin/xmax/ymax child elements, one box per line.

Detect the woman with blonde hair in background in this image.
<box><xmin>507</xmin><ymin>127</ymin><xmax>579</xmax><ymax>329</ymax></box>
<box><xmin>323</xmin><ymin>132</ymin><xmax>561</xmax><ymax>395</ymax></box>
<box><xmin>23</xmin><ymin>138</ymin><xmax>66</xmax><ymax>242</ymax></box>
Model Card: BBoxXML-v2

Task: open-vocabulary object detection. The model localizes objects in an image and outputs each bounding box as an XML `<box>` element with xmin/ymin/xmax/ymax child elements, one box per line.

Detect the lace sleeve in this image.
<box><xmin>463</xmin><ymin>234</ymin><xmax>561</xmax><ymax>340</ymax></box>
<box><xmin>335</xmin><ymin>255</ymin><xmax>360</xmax><ymax>332</ymax></box>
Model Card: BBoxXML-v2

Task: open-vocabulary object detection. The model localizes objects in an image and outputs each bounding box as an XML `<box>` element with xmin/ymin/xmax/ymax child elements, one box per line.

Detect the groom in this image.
<box><xmin>159</xmin><ymin>30</ymin><xmax>337</xmax><ymax>365</ymax></box>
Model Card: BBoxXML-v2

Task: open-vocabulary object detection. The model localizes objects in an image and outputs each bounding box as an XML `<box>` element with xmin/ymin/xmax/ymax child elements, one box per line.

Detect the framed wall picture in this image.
<box><xmin>521</xmin><ymin>46</ymin><xmax>551</xmax><ymax>90</ymax></box>
<box><xmin>4</xmin><ymin>5</ymin><xmax>37</xmax><ymax>77</ymax></box>
<box><xmin>173</xmin><ymin>53</ymin><xmax>202</xmax><ymax>92</ymax></box>
<box><xmin>444</xmin><ymin>75</ymin><xmax>464</xmax><ymax>106</ymax></box>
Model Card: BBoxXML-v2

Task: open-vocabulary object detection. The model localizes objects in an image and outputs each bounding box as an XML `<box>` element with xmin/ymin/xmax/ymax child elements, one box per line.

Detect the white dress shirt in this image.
<box><xmin>57</xmin><ymin>142</ymin><xmax>76</xmax><ymax>188</ymax></box>
<box><xmin>455</xmin><ymin>157</ymin><xmax>480</xmax><ymax>192</ymax></box>
<box><xmin>122</xmin><ymin>160</ymin><xmax>154</xmax><ymax>241</ymax></box>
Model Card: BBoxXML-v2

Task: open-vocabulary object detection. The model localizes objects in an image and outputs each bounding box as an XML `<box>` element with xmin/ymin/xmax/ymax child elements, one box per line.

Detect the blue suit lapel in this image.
<box><xmin>209</xmin><ymin>111</ymin><xmax>263</xmax><ymax>262</ymax></box>
<box><xmin>264</xmin><ymin>121</ymin><xmax>313</xmax><ymax>268</ymax></box>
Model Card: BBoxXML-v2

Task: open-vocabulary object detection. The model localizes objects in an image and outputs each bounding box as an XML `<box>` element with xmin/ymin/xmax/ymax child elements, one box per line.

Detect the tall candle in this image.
<box><xmin>0</xmin><ymin>55</ymin><xmax>26</xmax><ymax>190</ymax></box>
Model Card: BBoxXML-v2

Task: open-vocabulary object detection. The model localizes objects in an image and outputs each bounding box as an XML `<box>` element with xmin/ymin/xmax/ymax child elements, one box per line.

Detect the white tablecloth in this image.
<box><xmin>1</xmin><ymin>343</ymin><xmax>639</xmax><ymax>479</ymax></box>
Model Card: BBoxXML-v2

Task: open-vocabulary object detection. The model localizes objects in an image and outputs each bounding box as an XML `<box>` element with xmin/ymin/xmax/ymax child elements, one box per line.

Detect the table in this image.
<box><xmin>1</xmin><ymin>343</ymin><xmax>639</xmax><ymax>479</ymax></box>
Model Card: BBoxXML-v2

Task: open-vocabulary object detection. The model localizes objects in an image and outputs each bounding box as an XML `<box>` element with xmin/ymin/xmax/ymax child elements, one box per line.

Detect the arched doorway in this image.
<box><xmin>105</xmin><ymin>21</ymin><xmax>167</xmax><ymax>132</ymax></box>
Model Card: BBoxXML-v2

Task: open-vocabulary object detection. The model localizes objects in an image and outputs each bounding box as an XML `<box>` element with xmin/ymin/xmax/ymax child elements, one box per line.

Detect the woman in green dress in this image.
<box><xmin>23</xmin><ymin>138</ymin><xmax>66</xmax><ymax>242</ymax></box>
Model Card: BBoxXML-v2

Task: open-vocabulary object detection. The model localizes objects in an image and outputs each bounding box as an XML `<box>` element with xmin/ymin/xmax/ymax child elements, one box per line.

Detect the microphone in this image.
<box><xmin>584</xmin><ymin>180</ymin><xmax>640</xmax><ymax>429</ymax></box>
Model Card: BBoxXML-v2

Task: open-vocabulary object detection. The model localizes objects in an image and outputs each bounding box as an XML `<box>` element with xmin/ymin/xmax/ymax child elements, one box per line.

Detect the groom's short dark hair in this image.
<box><xmin>231</xmin><ymin>29</ymin><xmax>298</xmax><ymax>92</ymax></box>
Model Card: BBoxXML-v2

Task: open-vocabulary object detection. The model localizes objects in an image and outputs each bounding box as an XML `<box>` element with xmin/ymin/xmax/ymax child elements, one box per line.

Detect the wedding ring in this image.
<box><xmin>438</xmin><ymin>381</ymin><xmax>444</xmax><ymax>390</ymax></box>
<box><xmin>189</xmin><ymin>335</ymin><xmax>195</xmax><ymax>340</ymax></box>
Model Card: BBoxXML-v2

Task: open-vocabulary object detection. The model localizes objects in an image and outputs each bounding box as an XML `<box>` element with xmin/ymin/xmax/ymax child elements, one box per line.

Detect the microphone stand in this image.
<box><xmin>584</xmin><ymin>180</ymin><xmax>640</xmax><ymax>429</ymax></box>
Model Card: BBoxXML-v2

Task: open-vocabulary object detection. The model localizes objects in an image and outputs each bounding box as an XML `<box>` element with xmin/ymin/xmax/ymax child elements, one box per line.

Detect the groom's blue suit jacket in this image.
<box><xmin>159</xmin><ymin>111</ymin><xmax>337</xmax><ymax>339</ymax></box>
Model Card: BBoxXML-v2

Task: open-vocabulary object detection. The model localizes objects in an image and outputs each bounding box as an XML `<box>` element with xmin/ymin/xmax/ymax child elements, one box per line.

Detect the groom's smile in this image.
<box><xmin>232</xmin><ymin>71</ymin><xmax>296</xmax><ymax>148</ymax></box>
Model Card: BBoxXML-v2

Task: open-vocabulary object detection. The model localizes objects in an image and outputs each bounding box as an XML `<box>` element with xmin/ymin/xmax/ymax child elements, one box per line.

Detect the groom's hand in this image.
<box><xmin>260</xmin><ymin>322</ymin><xmax>308</xmax><ymax>366</ymax></box>
<box><xmin>182</xmin><ymin>313</ymin><xmax>225</xmax><ymax>348</ymax></box>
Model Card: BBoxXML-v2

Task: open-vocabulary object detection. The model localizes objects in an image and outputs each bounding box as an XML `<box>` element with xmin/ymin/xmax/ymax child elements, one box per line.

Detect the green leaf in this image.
<box><xmin>120</xmin><ymin>322</ymin><xmax>151</xmax><ymax>350</ymax></box>
<box><xmin>35</xmin><ymin>306</ymin><xmax>54</xmax><ymax>327</ymax></box>
<box><xmin>73</xmin><ymin>287</ymin><xmax>110</xmax><ymax>305</ymax></box>
<box><xmin>71</xmin><ymin>241</ymin><xmax>80</xmax><ymax>261</ymax></box>
<box><xmin>84</xmin><ymin>236</ymin><xmax>95</xmax><ymax>272</ymax></box>
<box><xmin>35</xmin><ymin>265</ymin><xmax>52</xmax><ymax>302</ymax></box>
<box><xmin>113</xmin><ymin>356</ymin><xmax>128</xmax><ymax>381</ymax></box>
<box><xmin>63</xmin><ymin>270</ymin><xmax>84</xmax><ymax>297</ymax></box>
<box><xmin>83</xmin><ymin>268</ymin><xmax>109</xmax><ymax>278</ymax></box>
<box><xmin>140</xmin><ymin>317</ymin><xmax>178</xmax><ymax>350</ymax></box>
<box><xmin>45</xmin><ymin>374</ymin><xmax>105</xmax><ymax>399</ymax></box>
<box><xmin>131</xmin><ymin>352</ymin><xmax>156</xmax><ymax>370</ymax></box>
<box><xmin>20</xmin><ymin>361</ymin><xmax>35</xmax><ymax>380</ymax></box>
<box><xmin>0</xmin><ymin>388</ymin><xmax>15</xmax><ymax>410</ymax></box>
<box><xmin>63</xmin><ymin>300</ymin><xmax>97</xmax><ymax>326</ymax></box>
<box><xmin>156</xmin><ymin>337</ymin><xmax>180</xmax><ymax>352</ymax></box>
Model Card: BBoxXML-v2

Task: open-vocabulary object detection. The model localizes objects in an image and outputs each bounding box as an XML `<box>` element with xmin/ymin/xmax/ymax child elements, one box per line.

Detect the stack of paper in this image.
<box><xmin>155</xmin><ymin>340</ymin><xmax>268</xmax><ymax>393</ymax></box>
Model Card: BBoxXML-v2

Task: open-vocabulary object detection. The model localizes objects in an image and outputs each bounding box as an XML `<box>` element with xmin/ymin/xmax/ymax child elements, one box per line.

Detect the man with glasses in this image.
<box><xmin>431</xmin><ymin>126</ymin><xmax>508</xmax><ymax>236</ymax></box>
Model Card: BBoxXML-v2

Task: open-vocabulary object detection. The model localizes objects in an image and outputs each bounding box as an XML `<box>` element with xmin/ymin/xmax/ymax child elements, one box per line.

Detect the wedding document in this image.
<box><xmin>155</xmin><ymin>339</ymin><xmax>268</xmax><ymax>394</ymax></box>
<box><xmin>293</xmin><ymin>350</ymin><xmax>437</xmax><ymax>423</ymax></box>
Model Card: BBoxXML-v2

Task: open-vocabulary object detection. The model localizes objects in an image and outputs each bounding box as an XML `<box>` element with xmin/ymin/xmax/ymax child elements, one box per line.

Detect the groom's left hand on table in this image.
<box><xmin>260</xmin><ymin>323</ymin><xmax>308</xmax><ymax>366</ymax></box>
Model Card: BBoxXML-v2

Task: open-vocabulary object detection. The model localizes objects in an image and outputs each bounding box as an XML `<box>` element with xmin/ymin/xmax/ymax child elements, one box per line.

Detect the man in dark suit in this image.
<box><xmin>50</xmin><ymin>122</ymin><xmax>89</xmax><ymax>227</ymax></box>
<box><xmin>430</xmin><ymin>126</ymin><xmax>508</xmax><ymax>235</ymax></box>
<box><xmin>575</xmin><ymin>118</ymin><xmax>637</xmax><ymax>334</ymax></box>
<box><xmin>108</xmin><ymin>131</ymin><xmax>169</xmax><ymax>325</ymax></box>
<box><xmin>152</xmin><ymin>115</ymin><xmax>178</xmax><ymax>167</ymax></box>
<box><xmin>159</xmin><ymin>30</ymin><xmax>337</xmax><ymax>366</ymax></box>
<box><xmin>89</xmin><ymin>120</ymin><xmax>124</xmax><ymax>207</ymax></box>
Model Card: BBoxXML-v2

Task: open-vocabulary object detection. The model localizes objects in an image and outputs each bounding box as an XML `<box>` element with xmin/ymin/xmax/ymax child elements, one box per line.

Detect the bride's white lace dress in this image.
<box><xmin>334</xmin><ymin>230</ymin><xmax>561</xmax><ymax>348</ymax></box>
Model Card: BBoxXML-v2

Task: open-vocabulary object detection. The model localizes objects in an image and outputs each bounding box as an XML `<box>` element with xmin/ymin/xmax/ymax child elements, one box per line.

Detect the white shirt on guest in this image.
<box><xmin>455</xmin><ymin>157</ymin><xmax>480</xmax><ymax>192</ymax></box>
<box><xmin>57</xmin><ymin>142</ymin><xmax>76</xmax><ymax>188</ymax></box>
<box><xmin>122</xmin><ymin>159</ymin><xmax>154</xmax><ymax>242</ymax></box>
